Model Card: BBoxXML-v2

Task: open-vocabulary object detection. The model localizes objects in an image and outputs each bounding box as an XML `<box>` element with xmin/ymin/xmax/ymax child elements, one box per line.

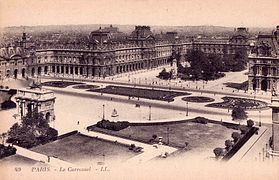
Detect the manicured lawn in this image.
<box><xmin>206</xmin><ymin>96</ymin><xmax>268</xmax><ymax>109</ymax></box>
<box><xmin>31</xmin><ymin>133</ymin><xmax>138</xmax><ymax>164</ymax></box>
<box><xmin>182</xmin><ymin>96</ymin><xmax>215</xmax><ymax>103</ymax></box>
<box><xmin>88</xmin><ymin>85</ymin><xmax>190</xmax><ymax>102</ymax></box>
<box><xmin>89</xmin><ymin>120</ymin><xmax>236</xmax><ymax>153</ymax></box>
<box><xmin>41</xmin><ymin>81</ymin><xmax>84</xmax><ymax>88</ymax></box>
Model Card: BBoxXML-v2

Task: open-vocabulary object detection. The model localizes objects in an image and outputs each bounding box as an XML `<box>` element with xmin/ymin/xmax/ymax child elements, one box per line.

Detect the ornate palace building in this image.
<box><xmin>248</xmin><ymin>26</ymin><xmax>279</xmax><ymax>92</ymax></box>
<box><xmin>192</xmin><ymin>27</ymin><xmax>250</xmax><ymax>57</ymax></box>
<box><xmin>0</xmin><ymin>25</ymin><xmax>250</xmax><ymax>80</ymax></box>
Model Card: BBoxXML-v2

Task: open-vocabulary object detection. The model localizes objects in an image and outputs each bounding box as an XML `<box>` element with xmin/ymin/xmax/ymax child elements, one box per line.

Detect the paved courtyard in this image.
<box><xmin>0</xmin><ymin>67</ymin><xmax>275</xmax><ymax>164</ymax></box>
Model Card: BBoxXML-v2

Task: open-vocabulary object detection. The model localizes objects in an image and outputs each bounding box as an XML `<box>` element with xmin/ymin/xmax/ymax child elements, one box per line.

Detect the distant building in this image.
<box><xmin>0</xmin><ymin>25</ymin><xmax>252</xmax><ymax>80</ymax></box>
<box><xmin>89</xmin><ymin>25</ymin><xmax>126</xmax><ymax>46</ymax></box>
<box><xmin>248</xmin><ymin>25</ymin><xmax>279</xmax><ymax>92</ymax></box>
<box><xmin>192</xmin><ymin>27</ymin><xmax>250</xmax><ymax>57</ymax></box>
<box><xmin>0</xmin><ymin>46</ymin><xmax>30</xmax><ymax>80</ymax></box>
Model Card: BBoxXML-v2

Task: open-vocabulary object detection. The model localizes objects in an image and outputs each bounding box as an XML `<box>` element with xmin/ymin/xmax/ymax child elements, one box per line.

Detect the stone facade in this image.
<box><xmin>15</xmin><ymin>88</ymin><xmax>56</xmax><ymax>123</ymax></box>
<box><xmin>0</xmin><ymin>25</ymin><xmax>251</xmax><ymax>80</ymax></box>
<box><xmin>248</xmin><ymin>26</ymin><xmax>279</xmax><ymax>92</ymax></box>
<box><xmin>269</xmin><ymin>96</ymin><xmax>279</xmax><ymax>152</ymax></box>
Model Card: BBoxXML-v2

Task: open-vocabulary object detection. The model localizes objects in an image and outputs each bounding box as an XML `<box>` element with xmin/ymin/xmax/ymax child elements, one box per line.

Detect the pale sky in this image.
<box><xmin>0</xmin><ymin>0</ymin><xmax>278</xmax><ymax>28</ymax></box>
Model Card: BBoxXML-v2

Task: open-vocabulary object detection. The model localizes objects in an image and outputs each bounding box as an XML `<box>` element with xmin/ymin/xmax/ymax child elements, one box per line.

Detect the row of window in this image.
<box><xmin>0</xmin><ymin>60</ymin><xmax>24</xmax><ymax>66</ymax></box>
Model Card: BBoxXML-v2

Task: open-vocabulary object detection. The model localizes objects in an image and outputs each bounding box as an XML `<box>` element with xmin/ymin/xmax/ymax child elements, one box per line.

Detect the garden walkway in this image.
<box><xmin>10</xmin><ymin>144</ymin><xmax>74</xmax><ymax>166</ymax></box>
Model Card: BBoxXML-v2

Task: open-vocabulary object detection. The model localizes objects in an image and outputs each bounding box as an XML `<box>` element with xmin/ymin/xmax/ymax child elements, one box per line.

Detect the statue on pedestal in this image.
<box><xmin>171</xmin><ymin>58</ymin><xmax>178</xmax><ymax>79</ymax></box>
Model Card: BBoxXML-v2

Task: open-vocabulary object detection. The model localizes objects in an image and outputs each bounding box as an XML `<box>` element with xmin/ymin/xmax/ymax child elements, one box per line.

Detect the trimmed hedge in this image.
<box><xmin>94</xmin><ymin>120</ymin><xmax>129</xmax><ymax>131</ymax></box>
<box><xmin>1</xmin><ymin>101</ymin><xmax>16</xmax><ymax>109</ymax></box>
<box><xmin>8</xmin><ymin>89</ymin><xmax>17</xmax><ymax>95</ymax></box>
<box><xmin>222</xmin><ymin>127</ymin><xmax>259</xmax><ymax>160</ymax></box>
<box><xmin>195</xmin><ymin>117</ymin><xmax>208</xmax><ymax>124</ymax></box>
<box><xmin>0</xmin><ymin>144</ymin><xmax>17</xmax><ymax>159</ymax></box>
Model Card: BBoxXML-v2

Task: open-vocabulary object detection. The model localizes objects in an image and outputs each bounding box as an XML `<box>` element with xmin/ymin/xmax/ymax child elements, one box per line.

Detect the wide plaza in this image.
<box><xmin>0</xmin><ymin>66</ymin><xmax>274</xmax><ymax>164</ymax></box>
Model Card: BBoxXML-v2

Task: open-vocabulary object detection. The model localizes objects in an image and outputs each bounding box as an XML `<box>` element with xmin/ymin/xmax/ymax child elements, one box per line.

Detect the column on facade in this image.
<box><xmin>21</xmin><ymin>101</ymin><xmax>25</xmax><ymax>117</ymax></box>
<box><xmin>47</xmin><ymin>65</ymin><xmax>51</xmax><ymax>75</ymax></box>
<box><xmin>248</xmin><ymin>77</ymin><xmax>253</xmax><ymax>90</ymax></box>
<box><xmin>90</xmin><ymin>67</ymin><xmax>93</xmax><ymax>77</ymax></box>
<box><xmin>256</xmin><ymin>78</ymin><xmax>261</xmax><ymax>91</ymax></box>
<box><xmin>80</xmin><ymin>66</ymin><xmax>83</xmax><ymax>76</ymax></box>
<box><xmin>267</xmin><ymin>80</ymin><xmax>271</xmax><ymax>91</ymax></box>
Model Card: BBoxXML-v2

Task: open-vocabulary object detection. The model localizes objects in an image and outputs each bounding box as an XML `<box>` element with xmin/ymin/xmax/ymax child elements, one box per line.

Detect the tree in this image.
<box><xmin>0</xmin><ymin>144</ymin><xmax>17</xmax><ymax>159</ymax></box>
<box><xmin>247</xmin><ymin>119</ymin><xmax>254</xmax><ymax>127</ymax></box>
<box><xmin>7</xmin><ymin>110</ymin><xmax>58</xmax><ymax>148</ymax></box>
<box><xmin>225</xmin><ymin>140</ymin><xmax>233</xmax><ymax>150</ymax></box>
<box><xmin>1</xmin><ymin>101</ymin><xmax>16</xmax><ymax>109</ymax></box>
<box><xmin>184</xmin><ymin>50</ymin><xmax>225</xmax><ymax>80</ymax></box>
<box><xmin>213</xmin><ymin>147</ymin><xmax>224</xmax><ymax>158</ymax></box>
<box><xmin>231</xmin><ymin>48</ymin><xmax>247</xmax><ymax>71</ymax></box>
<box><xmin>239</xmin><ymin>126</ymin><xmax>249</xmax><ymax>135</ymax></box>
<box><xmin>152</xmin><ymin>134</ymin><xmax>157</xmax><ymax>140</ymax></box>
<box><xmin>21</xmin><ymin>107</ymin><xmax>49</xmax><ymax>127</ymax></box>
<box><xmin>157</xmin><ymin>68</ymin><xmax>171</xmax><ymax>80</ymax></box>
<box><xmin>231</xmin><ymin>106</ymin><xmax>247</xmax><ymax>120</ymax></box>
<box><xmin>231</xmin><ymin>132</ymin><xmax>241</xmax><ymax>143</ymax></box>
<box><xmin>129</xmin><ymin>144</ymin><xmax>136</xmax><ymax>150</ymax></box>
<box><xmin>0</xmin><ymin>133</ymin><xmax>7</xmax><ymax>144</ymax></box>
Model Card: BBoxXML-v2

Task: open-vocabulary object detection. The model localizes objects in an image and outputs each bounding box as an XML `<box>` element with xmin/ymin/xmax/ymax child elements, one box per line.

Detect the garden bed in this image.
<box><xmin>181</xmin><ymin>96</ymin><xmax>215</xmax><ymax>103</ymax></box>
<box><xmin>88</xmin><ymin>85</ymin><xmax>190</xmax><ymax>102</ymax></box>
<box><xmin>72</xmin><ymin>84</ymin><xmax>100</xmax><ymax>89</ymax></box>
<box><xmin>223</xmin><ymin>81</ymin><xmax>248</xmax><ymax>91</ymax></box>
<box><xmin>41</xmin><ymin>81</ymin><xmax>84</xmax><ymax>88</ymax></box>
<box><xmin>206</xmin><ymin>96</ymin><xmax>268</xmax><ymax>110</ymax></box>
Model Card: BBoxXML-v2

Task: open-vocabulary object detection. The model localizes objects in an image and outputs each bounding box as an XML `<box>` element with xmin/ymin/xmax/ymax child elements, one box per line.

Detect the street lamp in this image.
<box><xmin>148</xmin><ymin>105</ymin><xmax>152</xmax><ymax>121</ymax></box>
<box><xmin>259</xmin><ymin>110</ymin><xmax>261</xmax><ymax>127</ymax></box>
<box><xmin>102</xmin><ymin>104</ymin><xmax>105</xmax><ymax>120</ymax></box>
<box><xmin>186</xmin><ymin>101</ymin><xmax>189</xmax><ymax>116</ymax></box>
<box><xmin>167</xmin><ymin>127</ymin><xmax>170</xmax><ymax>145</ymax></box>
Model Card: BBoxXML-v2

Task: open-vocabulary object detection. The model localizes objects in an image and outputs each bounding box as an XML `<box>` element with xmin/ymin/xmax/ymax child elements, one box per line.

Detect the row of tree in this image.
<box><xmin>213</xmin><ymin>120</ymin><xmax>255</xmax><ymax>159</ymax></box>
<box><xmin>176</xmin><ymin>48</ymin><xmax>247</xmax><ymax>81</ymax></box>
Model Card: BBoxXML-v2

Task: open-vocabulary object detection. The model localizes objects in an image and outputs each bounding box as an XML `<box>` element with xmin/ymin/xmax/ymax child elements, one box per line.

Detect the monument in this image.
<box><xmin>15</xmin><ymin>87</ymin><xmax>56</xmax><ymax>125</ymax></box>
<box><xmin>171</xmin><ymin>58</ymin><xmax>178</xmax><ymax>79</ymax></box>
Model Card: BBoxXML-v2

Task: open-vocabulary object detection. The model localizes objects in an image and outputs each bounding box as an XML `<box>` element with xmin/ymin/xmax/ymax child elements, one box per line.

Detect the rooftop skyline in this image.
<box><xmin>0</xmin><ymin>0</ymin><xmax>278</xmax><ymax>28</ymax></box>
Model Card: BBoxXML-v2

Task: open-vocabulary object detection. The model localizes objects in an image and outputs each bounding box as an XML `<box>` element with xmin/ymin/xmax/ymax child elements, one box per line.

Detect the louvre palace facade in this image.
<box><xmin>248</xmin><ymin>26</ymin><xmax>279</xmax><ymax>92</ymax></box>
<box><xmin>0</xmin><ymin>25</ymin><xmax>250</xmax><ymax>80</ymax></box>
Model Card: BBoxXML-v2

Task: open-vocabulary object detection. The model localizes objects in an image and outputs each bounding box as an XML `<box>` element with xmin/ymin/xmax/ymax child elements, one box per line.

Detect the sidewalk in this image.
<box><xmin>228</xmin><ymin>126</ymin><xmax>270</xmax><ymax>163</ymax></box>
<box><xmin>11</xmin><ymin>144</ymin><xmax>74</xmax><ymax>166</ymax></box>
